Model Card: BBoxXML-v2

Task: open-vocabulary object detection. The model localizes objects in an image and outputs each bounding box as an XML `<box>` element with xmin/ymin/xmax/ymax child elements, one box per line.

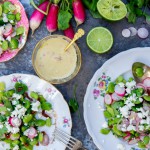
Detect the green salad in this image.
<box><xmin>0</xmin><ymin>1</ymin><xmax>25</xmax><ymax>55</ymax></box>
<box><xmin>101</xmin><ymin>76</ymin><xmax>150</xmax><ymax>149</ymax></box>
<box><xmin>0</xmin><ymin>82</ymin><xmax>53</xmax><ymax>150</ymax></box>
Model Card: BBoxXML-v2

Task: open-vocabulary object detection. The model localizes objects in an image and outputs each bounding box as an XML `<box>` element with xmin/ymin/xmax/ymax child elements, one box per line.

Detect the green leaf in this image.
<box><xmin>137</xmin><ymin>0</ymin><xmax>144</xmax><ymax>8</ymax></box>
<box><xmin>0</xmin><ymin>126</ymin><xmax>7</xmax><ymax>137</ymax></box>
<box><xmin>103</xmin><ymin>110</ymin><xmax>112</xmax><ymax>119</ymax></box>
<box><xmin>69</xmin><ymin>98</ymin><xmax>79</xmax><ymax>113</ymax></box>
<box><xmin>16</xmin><ymin>26</ymin><xmax>24</xmax><ymax>35</ymax></box>
<box><xmin>15</xmin><ymin>82</ymin><xmax>28</xmax><ymax>94</ymax></box>
<box><xmin>100</xmin><ymin>128</ymin><xmax>110</xmax><ymax>135</ymax></box>
<box><xmin>128</xmin><ymin>12</ymin><xmax>137</xmax><ymax>23</ymax></box>
<box><xmin>58</xmin><ymin>10</ymin><xmax>72</xmax><ymax>30</ymax></box>
<box><xmin>90</xmin><ymin>10</ymin><xmax>102</xmax><ymax>19</ymax></box>
<box><xmin>41</xmin><ymin>102</ymin><xmax>52</xmax><ymax>111</ymax></box>
<box><xmin>143</xmin><ymin>136</ymin><xmax>150</xmax><ymax>145</ymax></box>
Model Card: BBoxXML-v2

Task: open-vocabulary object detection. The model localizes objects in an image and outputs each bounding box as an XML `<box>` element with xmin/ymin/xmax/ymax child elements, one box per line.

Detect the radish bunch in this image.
<box><xmin>30</xmin><ymin>0</ymin><xmax>86</xmax><ymax>39</ymax></box>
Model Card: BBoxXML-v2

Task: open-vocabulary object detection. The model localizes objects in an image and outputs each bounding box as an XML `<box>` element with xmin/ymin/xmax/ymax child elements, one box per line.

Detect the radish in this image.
<box><xmin>115</xmin><ymin>85</ymin><xmax>126</xmax><ymax>97</ymax></box>
<box><xmin>0</xmin><ymin>103</ymin><xmax>4</xmax><ymax>107</ymax></box>
<box><xmin>111</xmin><ymin>92</ymin><xmax>122</xmax><ymax>101</ymax></box>
<box><xmin>142</xmin><ymin>77</ymin><xmax>150</xmax><ymax>88</ymax></box>
<box><xmin>147</xmin><ymin>88</ymin><xmax>150</xmax><ymax>95</ymax></box>
<box><xmin>63</xmin><ymin>24</ymin><xmax>75</xmax><ymax>39</ymax></box>
<box><xmin>40</xmin><ymin>133</ymin><xmax>50</xmax><ymax>146</ymax></box>
<box><xmin>128</xmin><ymin>138</ymin><xmax>140</xmax><ymax>145</ymax></box>
<box><xmin>138</xmin><ymin>28</ymin><xmax>149</xmax><ymax>39</ymax></box>
<box><xmin>72</xmin><ymin>0</ymin><xmax>86</xmax><ymax>26</ymax></box>
<box><xmin>104</xmin><ymin>94</ymin><xmax>113</xmax><ymax>105</ymax></box>
<box><xmin>3</xmin><ymin>23</ymin><xmax>13</xmax><ymax>38</ymax></box>
<box><xmin>129</xmin><ymin>27</ymin><xmax>137</xmax><ymax>36</ymax></box>
<box><xmin>122</xmin><ymin>29</ymin><xmax>131</xmax><ymax>38</ymax></box>
<box><xmin>136</xmin><ymin>83</ymin><xmax>146</xmax><ymax>91</ymax></box>
<box><xmin>30</xmin><ymin>1</ymin><xmax>50</xmax><ymax>35</ymax></box>
<box><xmin>123</xmin><ymin>132</ymin><xmax>131</xmax><ymax>141</ymax></box>
<box><xmin>46</xmin><ymin>4</ymin><xmax>59</xmax><ymax>32</ymax></box>
<box><xmin>28</xmin><ymin>127</ymin><xmax>37</xmax><ymax>139</ymax></box>
<box><xmin>8</xmin><ymin>117</ymin><xmax>21</xmax><ymax>127</ymax></box>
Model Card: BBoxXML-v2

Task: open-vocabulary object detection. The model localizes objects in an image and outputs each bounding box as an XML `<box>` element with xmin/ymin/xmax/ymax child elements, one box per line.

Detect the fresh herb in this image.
<box><xmin>58</xmin><ymin>0</ymin><xmax>72</xmax><ymax>30</ymax></box>
<box><xmin>15</xmin><ymin>82</ymin><xmax>28</xmax><ymax>94</ymax></box>
<box><xmin>69</xmin><ymin>85</ymin><xmax>79</xmax><ymax>113</ymax></box>
<box><xmin>126</xmin><ymin>0</ymin><xmax>150</xmax><ymax>23</ymax></box>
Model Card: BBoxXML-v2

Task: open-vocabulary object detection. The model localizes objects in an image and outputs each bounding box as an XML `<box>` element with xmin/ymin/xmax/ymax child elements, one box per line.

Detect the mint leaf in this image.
<box><xmin>0</xmin><ymin>126</ymin><xmax>7</xmax><ymax>137</ymax></box>
<box><xmin>58</xmin><ymin>10</ymin><xmax>72</xmax><ymax>30</ymax></box>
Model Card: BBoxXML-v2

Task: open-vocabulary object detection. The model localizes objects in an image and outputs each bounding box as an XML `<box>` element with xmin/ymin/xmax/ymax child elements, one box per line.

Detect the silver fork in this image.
<box><xmin>54</xmin><ymin>128</ymin><xmax>87</xmax><ymax>150</ymax></box>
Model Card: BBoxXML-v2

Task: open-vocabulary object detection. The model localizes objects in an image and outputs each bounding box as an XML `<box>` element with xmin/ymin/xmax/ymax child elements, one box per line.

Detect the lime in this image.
<box><xmin>87</xmin><ymin>27</ymin><xmax>113</xmax><ymax>53</ymax></box>
<box><xmin>97</xmin><ymin>0</ymin><xmax>127</xmax><ymax>21</ymax></box>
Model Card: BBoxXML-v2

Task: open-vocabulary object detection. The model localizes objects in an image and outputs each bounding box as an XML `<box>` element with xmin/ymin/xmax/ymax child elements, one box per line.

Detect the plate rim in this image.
<box><xmin>0</xmin><ymin>73</ymin><xmax>72</xmax><ymax>150</ymax></box>
<box><xmin>83</xmin><ymin>47</ymin><xmax>150</xmax><ymax>150</ymax></box>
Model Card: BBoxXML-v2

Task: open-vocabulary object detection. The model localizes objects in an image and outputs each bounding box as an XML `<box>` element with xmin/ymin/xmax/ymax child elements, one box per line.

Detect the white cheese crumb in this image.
<box><xmin>12</xmin><ymin>93</ymin><xmax>22</xmax><ymax>100</ymax></box>
<box><xmin>13</xmin><ymin>145</ymin><xmax>19</xmax><ymax>150</ymax></box>
<box><xmin>2</xmin><ymin>13</ymin><xmax>8</xmax><ymax>23</ymax></box>
<box><xmin>31</xmin><ymin>101</ymin><xmax>41</xmax><ymax>112</ymax></box>
<box><xmin>102</xmin><ymin>122</ymin><xmax>108</xmax><ymax>128</ymax></box>
<box><xmin>117</xmin><ymin>144</ymin><xmax>125</xmax><ymax>150</ymax></box>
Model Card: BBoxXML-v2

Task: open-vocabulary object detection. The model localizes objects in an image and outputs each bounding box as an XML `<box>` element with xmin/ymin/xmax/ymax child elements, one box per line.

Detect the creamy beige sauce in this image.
<box><xmin>35</xmin><ymin>37</ymin><xmax>77</xmax><ymax>80</ymax></box>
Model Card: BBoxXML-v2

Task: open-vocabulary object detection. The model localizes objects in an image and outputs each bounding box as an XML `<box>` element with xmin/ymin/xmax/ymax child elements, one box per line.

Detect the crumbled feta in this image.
<box><xmin>118</xmin><ymin>82</ymin><xmax>125</xmax><ymax>88</ymax></box>
<box><xmin>126</xmin><ymin>80</ymin><xmax>136</xmax><ymax>88</ymax></box>
<box><xmin>102</xmin><ymin>122</ymin><xmax>108</xmax><ymax>128</ymax></box>
<box><xmin>0</xmin><ymin>124</ymin><xmax>3</xmax><ymax>129</ymax></box>
<box><xmin>137</xmin><ymin>113</ymin><xmax>143</xmax><ymax>119</ymax></box>
<box><xmin>126</xmin><ymin>88</ymin><xmax>131</xmax><ymax>94</ymax></box>
<box><xmin>13</xmin><ymin>145</ymin><xmax>19</xmax><ymax>150</ymax></box>
<box><xmin>12</xmin><ymin>100</ymin><xmax>17</xmax><ymax>105</ymax></box>
<box><xmin>117</xmin><ymin>144</ymin><xmax>125</xmax><ymax>150</ymax></box>
<box><xmin>121</xmin><ymin>127</ymin><xmax>127</xmax><ymax>132</ymax></box>
<box><xmin>6</xmin><ymin>36</ymin><xmax>11</xmax><ymax>42</ymax></box>
<box><xmin>127</xmin><ymin>125</ymin><xmax>136</xmax><ymax>131</ymax></box>
<box><xmin>10</xmin><ymin>20</ymin><xmax>14</xmax><ymax>24</ymax></box>
<box><xmin>139</xmin><ymin>98</ymin><xmax>143</xmax><ymax>102</ymax></box>
<box><xmin>119</xmin><ymin>106</ymin><xmax>130</xmax><ymax>118</ymax></box>
<box><xmin>24</xmin><ymin>129</ymin><xmax>30</xmax><ymax>136</ymax></box>
<box><xmin>0</xmin><ymin>36</ymin><xmax>4</xmax><ymax>41</ymax></box>
<box><xmin>5</xmin><ymin>122</ymin><xmax>19</xmax><ymax>134</ymax></box>
<box><xmin>12</xmin><ymin>93</ymin><xmax>22</xmax><ymax>100</ymax></box>
<box><xmin>2</xmin><ymin>13</ymin><xmax>8</xmax><ymax>22</ymax></box>
<box><xmin>139</xmin><ymin>125</ymin><xmax>144</xmax><ymax>131</ymax></box>
<box><xmin>31</xmin><ymin>101</ymin><xmax>41</xmax><ymax>112</ymax></box>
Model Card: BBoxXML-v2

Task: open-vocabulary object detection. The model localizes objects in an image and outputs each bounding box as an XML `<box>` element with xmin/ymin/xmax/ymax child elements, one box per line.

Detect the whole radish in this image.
<box><xmin>46</xmin><ymin>3</ymin><xmax>59</xmax><ymax>32</ymax></box>
<box><xmin>30</xmin><ymin>1</ymin><xmax>50</xmax><ymax>35</ymax></box>
<box><xmin>64</xmin><ymin>24</ymin><xmax>75</xmax><ymax>39</ymax></box>
<box><xmin>72</xmin><ymin>0</ymin><xmax>86</xmax><ymax>26</ymax></box>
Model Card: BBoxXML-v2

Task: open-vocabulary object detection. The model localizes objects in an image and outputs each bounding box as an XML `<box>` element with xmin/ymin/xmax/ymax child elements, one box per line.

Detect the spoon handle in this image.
<box><xmin>64</xmin><ymin>29</ymin><xmax>85</xmax><ymax>51</ymax></box>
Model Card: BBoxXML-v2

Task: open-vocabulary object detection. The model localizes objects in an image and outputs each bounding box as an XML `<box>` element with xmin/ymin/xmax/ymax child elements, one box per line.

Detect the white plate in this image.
<box><xmin>0</xmin><ymin>74</ymin><xmax>72</xmax><ymax>150</ymax></box>
<box><xmin>84</xmin><ymin>47</ymin><xmax>150</xmax><ymax>150</ymax></box>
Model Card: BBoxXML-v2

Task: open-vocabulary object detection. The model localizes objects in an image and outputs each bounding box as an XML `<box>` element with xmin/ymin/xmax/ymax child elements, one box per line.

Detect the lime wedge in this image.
<box><xmin>87</xmin><ymin>27</ymin><xmax>113</xmax><ymax>53</ymax></box>
<box><xmin>97</xmin><ymin>0</ymin><xmax>127</xmax><ymax>21</ymax></box>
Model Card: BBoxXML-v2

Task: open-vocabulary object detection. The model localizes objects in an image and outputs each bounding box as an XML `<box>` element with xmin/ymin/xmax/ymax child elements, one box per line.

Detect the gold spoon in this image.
<box><xmin>64</xmin><ymin>29</ymin><xmax>85</xmax><ymax>52</ymax></box>
<box><xmin>132</xmin><ymin>62</ymin><xmax>150</xmax><ymax>83</ymax></box>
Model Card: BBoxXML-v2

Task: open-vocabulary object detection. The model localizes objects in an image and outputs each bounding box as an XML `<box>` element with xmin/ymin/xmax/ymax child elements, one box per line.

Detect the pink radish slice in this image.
<box><xmin>72</xmin><ymin>0</ymin><xmax>86</xmax><ymax>26</ymax></box>
<box><xmin>129</xmin><ymin>27</ymin><xmax>137</xmax><ymax>36</ymax></box>
<box><xmin>123</xmin><ymin>133</ymin><xmax>131</xmax><ymax>141</ymax></box>
<box><xmin>63</xmin><ymin>24</ymin><xmax>75</xmax><ymax>39</ymax></box>
<box><xmin>8</xmin><ymin>117</ymin><xmax>13</xmax><ymax>126</ymax></box>
<box><xmin>138</xmin><ymin>28</ymin><xmax>149</xmax><ymax>39</ymax></box>
<box><xmin>115</xmin><ymin>85</ymin><xmax>125</xmax><ymax>97</ymax></box>
<box><xmin>41</xmin><ymin>133</ymin><xmax>50</xmax><ymax>146</ymax></box>
<box><xmin>0</xmin><ymin>103</ymin><xmax>4</xmax><ymax>107</ymax></box>
<box><xmin>46</xmin><ymin>4</ymin><xmax>59</xmax><ymax>32</ymax></box>
<box><xmin>111</xmin><ymin>92</ymin><xmax>122</xmax><ymax>101</ymax></box>
<box><xmin>122</xmin><ymin>29</ymin><xmax>131</xmax><ymax>38</ymax></box>
<box><xmin>104</xmin><ymin>94</ymin><xmax>112</xmax><ymax>105</ymax></box>
<box><xmin>3</xmin><ymin>23</ymin><xmax>13</xmax><ymax>38</ymax></box>
<box><xmin>28</xmin><ymin>127</ymin><xmax>37</xmax><ymax>139</ymax></box>
<box><xmin>128</xmin><ymin>138</ymin><xmax>140</xmax><ymax>145</ymax></box>
<box><xmin>136</xmin><ymin>83</ymin><xmax>146</xmax><ymax>90</ymax></box>
<box><xmin>142</xmin><ymin>77</ymin><xmax>150</xmax><ymax>88</ymax></box>
<box><xmin>30</xmin><ymin>1</ymin><xmax>50</xmax><ymax>35</ymax></box>
<box><xmin>11</xmin><ymin>117</ymin><xmax>21</xmax><ymax>127</ymax></box>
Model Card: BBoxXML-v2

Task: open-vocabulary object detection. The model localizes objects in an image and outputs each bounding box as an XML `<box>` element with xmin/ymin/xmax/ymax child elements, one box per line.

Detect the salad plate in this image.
<box><xmin>0</xmin><ymin>74</ymin><xmax>72</xmax><ymax>150</ymax></box>
<box><xmin>84</xmin><ymin>47</ymin><xmax>150</xmax><ymax>150</ymax></box>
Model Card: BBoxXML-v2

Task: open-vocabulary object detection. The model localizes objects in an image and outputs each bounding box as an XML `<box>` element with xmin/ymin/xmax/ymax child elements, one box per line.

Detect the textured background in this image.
<box><xmin>0</xmin><ymin>0</ymin><xmax>150</xmax><ymax>149</ymax></box>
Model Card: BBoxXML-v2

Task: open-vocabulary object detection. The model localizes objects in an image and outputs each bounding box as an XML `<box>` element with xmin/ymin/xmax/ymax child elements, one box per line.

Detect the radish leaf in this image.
<box><xmin>58</xmin><ymin>10</ymin><xmax>72</xmax><ymax>30</ymax></box>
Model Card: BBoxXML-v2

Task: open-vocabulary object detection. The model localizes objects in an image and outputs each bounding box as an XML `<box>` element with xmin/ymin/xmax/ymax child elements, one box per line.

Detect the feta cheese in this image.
<box><xmin>31</xmin><ymin>101</ymin><xmax>41</xmax><ymax>112</ymax></box>
<box><xmin>139</xmin><ymin>125</ymin><xmax>144</xmax><ymax>131</ymax></box>
<box><xmin>117</xmin><ymin>144</ymin><xmax>125</xmax><ymax>150</ymax></box>
<box><xmin>12</xmin><ymin>100</ymin><xmax>17</xmax><ymax>105</ymax></box>
<box><xmin>12</xmin><ymin>93</ymin><xmax>22</xmax><ymax>100</ymax></box>
<box><xmin>24</xmin><ymin>129</ymin><xmax>30</xmax><ymax>136</ymax></box>
<box><xmin>121</xmin><ymin>127</ymin><xmax>127</xmax><ymax>132</ymax></box>
<box><xmin>137</xmin><ymin>113</ymin><xmax>143</xmax><ymax>119</ymax></box>
<box><xmin>127</xmin><ymin>125</ymin><xmax>136</xmax><ymax>131</ymax></box>
<box><xmin>0</xmin><ymin>26</ymin><xmax>4</xmax><ymax>36</ymax></box>
<box><xmin>0</xmin><ymin>124</ymin><xmax>3</xmax><ymax>129</ymax></box>
<box><xmin>2</xmin><ymin>13</ymin><xmax>8</xmax><ymax>22</ymax></box>
<box><xmin>118</xmin><ymin>82</ymin><xmax>125</xmax><ymax>88</ymax></box>
<box><xmin>139</xmin><ymin>98</ymin><xmax>143</xmax><ymax>102</ymax></box>
<box><xmin>126</xmin><ymin>88</ymin><xmax>131</xmax><ymax>94</ymax></box>
<box><xmin>5</xmin><ymin>122</ymin><xmax>20</xmax><ymax>134</ymax></box>
<box><xmin>13</xmin><ymin>145</ymin><xmax>19</xmax><ymax>150</ymax></box>
<box><xmin>126</xmin><ymin>80</ymin><xmax>136</xmax><ymax>88</ymax></box>
<box><xmin>6</xmin><ymin>36</ymin><xmax>11</xmax><ymax>42</ymax></box>
<box><xmin>0</xmin><ymin>36</ymin><xmax>4</xmax><ymax>41</ymax></box>
<box><xmin>102</xmin><ymin>122</ymin><xmax>108</xmax><ymax>128</ymax></box>
<box><xmin>119</xmin><ymin>106</ymin><xmax>130</xmax><ymax>118</ymax></box>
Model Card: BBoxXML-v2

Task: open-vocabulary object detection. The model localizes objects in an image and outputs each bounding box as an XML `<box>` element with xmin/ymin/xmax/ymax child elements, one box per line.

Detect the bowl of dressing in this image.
<box><xmin>32</xmin><ymin>35</ymin><xmax>81</xmax><ymax>84</ymax></box>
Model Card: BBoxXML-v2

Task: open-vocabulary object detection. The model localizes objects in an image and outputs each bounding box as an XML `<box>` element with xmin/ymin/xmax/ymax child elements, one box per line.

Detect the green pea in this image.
<box><xmin>30</xmin><ymin>91</ymin><xmax>38</xmax><ymax>100</ymax></box>
<box><xmin>16</xmin><ymin>26</ymin><xmax>24</xmax><ymax>35</ymax></box>
<box><xmin>35</xmin><ymin>119</ymin><xmax>46</xmax><ymax>127</ymax></box>
<box><xmin>2</xmin><ymin>40</ymin><xmax>8</xmax><ymax>51</ymax></box>
<box><xmin>0</xmin><ymin>82</ymin><xmax>5</xmax><ymax>91</ymax></box>
<box><xmin>7</xmin><ymin>14</ymin><xmax>15</xmax><ymax>21</ymax></box>
<box><xmin>24</xmin><ymin>100</ymin><xmax>31</xmax><ymax>109</ymax></box>
<box><xmin>135</xmin><ymin>67</ymin><xmax>144</xmax><ymax>77</ymax></box>
<box><xmin>128</xmin><ymin>77</ymin><xmax>134</xmax><ymax>82</ymax></box>
<box><xmin>38</xmin><ymin>132</ymin><xmax>43</xmax><ymax>142</ymax></box>
<box><xmin>107</xmin><ymin>82</ymin><xmax>115</xmax><ymax>93</ymax></box>
<box><xmin>39</xmin><ymin>95</ymin><xmax>46</xmax><ymax>103</ymax></box>
<box><xmin>30</xmin><ymin>138</ymin><xmax>38</xmax><ymax>146</ymax></box>
<box><xmin>23</xmin><ymin>114</ymin><xmax>33</xmax><ymax>124</ymax></box>
<box><xmin>100</xmin><ymin>128</ymin><xmax>110</xmax><ymax>135</ymax></box>
<box><xmin>46</xmin><ymin>118</ymin><xmax>52</xmax><ymax>127</ymax></box>
<box><xmin>9</xmin><ymin>38</ymin><xmax>19</xmax><ymax>49</ymax></box>
<box><xmin>21</xmin><ymin>126</ymin><xmax>28</xmax><ymax>132</ymax></box>
<box><xmin>41</xmin><ymin>102</ymin><xmax>52</xmax><ymax>111</ymax></box>
<box><xmin>16</xmin><ymin>13</ymin><xmax>21</xmax><ymax>21</ymax></box>
<box><xmin>2</xmin><ymin>2</ymin><xmax>11</xmax><ymax>14</ymax></box>
<box><xmin>115</xmin><ymin>76</ymin><xmax>124</xmax><ymax>83</ymax></box>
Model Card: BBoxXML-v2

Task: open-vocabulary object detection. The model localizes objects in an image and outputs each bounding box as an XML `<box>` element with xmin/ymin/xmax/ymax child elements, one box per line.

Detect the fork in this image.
<box><xmin>55</xmin><ymin>128</ymin><xmax>87</xmax><ymax>150</ymax></box>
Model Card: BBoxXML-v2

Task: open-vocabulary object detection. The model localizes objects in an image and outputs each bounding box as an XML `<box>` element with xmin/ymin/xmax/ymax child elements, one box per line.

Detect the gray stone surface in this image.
<box><xmin>1</xmin><ymin>1</ymin><xmax>150</xmax><ymax>150</ymax></box>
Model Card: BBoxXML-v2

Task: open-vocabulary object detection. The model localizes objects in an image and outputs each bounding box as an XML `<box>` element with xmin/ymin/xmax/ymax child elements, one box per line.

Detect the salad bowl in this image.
<box><xmin>0</xmin><ymin>74</ymin><xmax>72</xmax><ymax>150</ymax></box>
<box><xmin>84</xmin><ymin>47</ymin><xmax>150</xmax><ymax>150</ymax></box>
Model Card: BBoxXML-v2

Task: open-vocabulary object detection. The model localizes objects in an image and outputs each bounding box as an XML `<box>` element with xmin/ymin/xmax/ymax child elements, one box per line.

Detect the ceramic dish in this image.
<box><xmin>0</xmin><ymin>0</ymin><xmax>29</xmax><ymax>62</ymax></box>
<box><xmin>32</xmin><ymin>35</ymin><xmax>81</xmax><ymax>84</ymax></box>
<box><xmin>84</xmin><ymin>47</ymin><xmax>150</xmax><ymax>150</ymax></box>
<box><xmin>0</xmin><ymin>74</ymin><xmax>72</xmax><ymax>150</ymax></box>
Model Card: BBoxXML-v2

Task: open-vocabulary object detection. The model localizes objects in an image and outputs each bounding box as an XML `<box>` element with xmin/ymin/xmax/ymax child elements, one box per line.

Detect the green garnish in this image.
<box><xmin>15</xmin><ymin>82</ymin><xmax>28</xmax><ymax>94</ymax></box>
<box><xmin>2</xmin><ymin>40</ymin><xmax>8</xmax><ymax>51</ymax></box>
<box><xmin>9</xmin><ymin>38</ymin><xmax>19</xmax><ymax>49</ymax></box>
<box><xmin>135</xmin><ymin>67</ymin><xmax>144</xmax><ymax>77</ymax></box>
<box><xmin>16</xmin><ymin>26</ymin><xmax>24</xmax><ymax>35</ymax></box>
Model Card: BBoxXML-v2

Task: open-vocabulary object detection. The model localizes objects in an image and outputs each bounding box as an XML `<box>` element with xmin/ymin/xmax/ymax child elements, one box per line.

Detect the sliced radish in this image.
<box><xmin>123</xmin><ymin>132</ymin><xmax>131</xmax><ymax>141</ymax></box>
<box><xmin>3</xmin><ymin>23</ymin><xmax>13</xmax><ymax>38</ymax></box>
<box><xmin>128</xmin><ymin>138</ymin><xmax>140</xmax><ymax>145</ymax></box>
<box><xmin>122</xmin><ymin>29</ymin><xmax>131</xmax><ymax>38</ymax></box>
<box><xmin>138</xmin><ymin>28</ymin><xmax>149</xmax><ymax>39</ymax></box>
<box><xmin>139</xmin><ymin>136</ymin><xmax>145</xmax><ymax>141</ymax></box>
<box><xmin>8</xmin><ymin>117</ymin><xmax>13</xmax><ymax>126</ymax></box>
<box><xmin>104</xmin><ymin>94</ymin><xmax>112</xmax><ymax>105</ymax></box>
<box><xmin>142</xmin><ymin>77</ymin><xmax>150</xmax><ymax>88</ymax></box>
<box><xmin>129</xmin><ymin>27</ymin><xmax>137</xmax><ymax>36</ymax></box>
<box><xmin>28</xmin><ymin>127</ymin><xmax>37</xmax><ymax>139</ymax></box>
<box><xmin>143</xmin><ymin>102</ymin><xmax>150</xmax><ymax>111</ymax></box>
<box><xmin>111</xmin><ymin>92</ymin><xmax>122</xmax><ymax>101</ymax></box>
<box><xmin>136</xmin><ymin>83</ymin><xmax>146</xmax><ymax>91</ymax></box>
<box><xmin>11</xmin><ymin>117</ymin><xmax>21</xmax><ymax>127</ymax></box>
<box><xmin>115</xmin><ymin>85</ymin><xmax>126</xmax><ymax>97</ymax></box>
<box><xmin>147</xmin><ymin>88</ymin><xmax>150</xmax><ymax>96</ymax></box>
<box><xmin>41</xmin><ymin>133</ymin><xmax>50</xmax><ymax>146</ymax></box>
<box><xmin>0</xmin><ymin>103</ymin><xmax>4</xmax><ymax>107</ymax></box>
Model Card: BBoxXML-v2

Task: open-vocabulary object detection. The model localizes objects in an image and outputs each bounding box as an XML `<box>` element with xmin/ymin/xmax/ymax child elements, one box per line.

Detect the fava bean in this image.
<box><xmin>23</xmin><ymin>114</ymin><xmax>33</xmax><ymax>124</ymax></box>
<box><xmin>135</xmin><ymin>67</ymin><xmax>144</xmax><ymax>77</ymax></box>
<box><xmin>9</xmin><ymin>38</ymin><xmax>19</xmax><ymax>49</ymax></box>
<box><xmin>35</xmin><ymin>119</ymin><xmax>46</xmax><ymax>127</ymax></box>
<box><xmin>2</xmin><ymin>40</ymin><xmax>8</xmax><ymax>51</ymax></box>
<box><xmin>16</xmin><ymin>13</ymin><xmax>21</xmax><ymax>21</ymax></box>
<box><xmin>30</xmin><ymin>91</ymin><xmax>38</xmax><ymax>100</ymax></box>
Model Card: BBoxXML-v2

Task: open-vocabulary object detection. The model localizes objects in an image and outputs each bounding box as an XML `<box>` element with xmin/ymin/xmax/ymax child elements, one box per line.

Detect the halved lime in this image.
<box><xmin>87</xmin><ymin>27</ymin><xmax>113</xmax><ymax>54</ymax></box>
<box><xmin>97</xmin><ymin>0</ymin><xmax>127</xmax><ymax>21</ymax></box>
